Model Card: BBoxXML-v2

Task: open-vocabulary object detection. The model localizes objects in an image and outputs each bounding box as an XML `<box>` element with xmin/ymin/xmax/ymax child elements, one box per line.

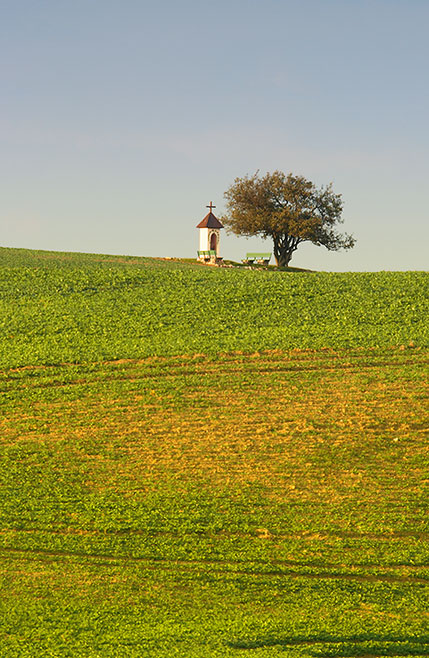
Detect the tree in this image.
<box><xmin>222</xmin><ymin>170</ymin><xmax>355</xmax><ymax>267</ymax></box>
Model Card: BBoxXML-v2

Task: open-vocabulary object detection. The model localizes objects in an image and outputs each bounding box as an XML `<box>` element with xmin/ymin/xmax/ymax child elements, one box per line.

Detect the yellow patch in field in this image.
<box><xmin>1</xmin><ymin>350</ymin><xmax>427</xmax><ymax>503</ymax></box>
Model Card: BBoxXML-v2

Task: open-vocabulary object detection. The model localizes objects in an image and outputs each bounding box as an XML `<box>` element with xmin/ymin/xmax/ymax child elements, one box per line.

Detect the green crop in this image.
<box><xmin>0</xmin><ymin>247</ymin><xmax>427</xmax><ymax>369</ymax></box>
<box><xmin>0</xmin><ymin>248</ymin><xmax>427</xmax><ymax>656</ymax></box>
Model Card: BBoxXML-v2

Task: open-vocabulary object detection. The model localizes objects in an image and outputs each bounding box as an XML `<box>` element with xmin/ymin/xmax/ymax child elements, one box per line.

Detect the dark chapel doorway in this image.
<box><xmin>210</xmin><ymin>233</ymin><xmax>217</xmax><ymax>251</ymax></box>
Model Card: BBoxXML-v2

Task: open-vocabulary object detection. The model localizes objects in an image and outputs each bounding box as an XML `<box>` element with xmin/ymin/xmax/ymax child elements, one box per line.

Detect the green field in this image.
<box><xmin>0</xmin><ymin>248</ymin><xmax>428</xmax><ymax>657</ymax></box>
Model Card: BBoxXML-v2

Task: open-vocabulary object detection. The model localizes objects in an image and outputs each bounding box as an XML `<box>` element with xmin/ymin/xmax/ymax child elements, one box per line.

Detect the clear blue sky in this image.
<box><xmin>1</xmin><ymin>0</ymin><xmax>428</xmax><ymax>270</ymax></box>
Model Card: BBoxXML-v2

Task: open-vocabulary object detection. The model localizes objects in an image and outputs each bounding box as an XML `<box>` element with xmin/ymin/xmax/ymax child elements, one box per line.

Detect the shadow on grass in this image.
<box><xmin>228</xmin><ymin>633</ymin><xmax>429</xmax><ymax>655</ymax></box>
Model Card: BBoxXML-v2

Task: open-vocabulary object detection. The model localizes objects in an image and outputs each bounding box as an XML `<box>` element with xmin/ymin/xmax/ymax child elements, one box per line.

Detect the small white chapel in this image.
<box><xmin>196</xmin><ymin>202</ymin><xmax>224</xmax><ymax>263</ymax></box>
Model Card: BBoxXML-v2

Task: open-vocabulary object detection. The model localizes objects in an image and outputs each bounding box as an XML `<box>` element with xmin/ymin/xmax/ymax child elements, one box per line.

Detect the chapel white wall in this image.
<box><xmin>199</xmin><ymin>228</ymin><xmax>209</xmax><ymax>251</ymax></box>
<box><xmin>199</xmin><ymin>228</ymin><xmax>221</xmax><ymax>257</ymax></box>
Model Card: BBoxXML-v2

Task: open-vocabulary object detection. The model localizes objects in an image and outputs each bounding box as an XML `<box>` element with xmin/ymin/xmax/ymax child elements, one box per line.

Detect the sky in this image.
<box><xmin>1</xmin><ymin>0</ymin><xmax>428</xmax><ymax>271</ymax></box>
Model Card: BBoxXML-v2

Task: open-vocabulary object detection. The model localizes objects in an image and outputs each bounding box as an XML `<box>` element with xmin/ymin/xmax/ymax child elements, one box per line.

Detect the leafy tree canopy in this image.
<box><xmin>222</xmin><ymin>170</ymin><xmax>356</xmax><ymax>267</ymax></box>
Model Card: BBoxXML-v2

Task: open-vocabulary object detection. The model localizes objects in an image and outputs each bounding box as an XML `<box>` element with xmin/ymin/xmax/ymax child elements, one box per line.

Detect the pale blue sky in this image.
<box><xmin>1</xmin><ymin>0</ymin><xmax>428</xmax><ymax>270</ymax></box>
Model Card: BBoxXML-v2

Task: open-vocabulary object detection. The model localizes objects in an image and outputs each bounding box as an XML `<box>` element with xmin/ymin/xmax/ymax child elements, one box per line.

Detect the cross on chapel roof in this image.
<box><xmin>196</xmin><ymin>202</ymin><xmax>224</xmax><ymax>229</ymax></box>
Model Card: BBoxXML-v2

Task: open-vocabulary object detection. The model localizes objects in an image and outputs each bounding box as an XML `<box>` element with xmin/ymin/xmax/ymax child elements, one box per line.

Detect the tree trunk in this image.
<box><xmin>275</xmin><ymin>250</ymin><xmax>292</xmax><ymax>267</ymax></box>
<box><xmin>273</xmin><ymin>234</ymin><xmax>301</xmax><ymax>268</ymax></box>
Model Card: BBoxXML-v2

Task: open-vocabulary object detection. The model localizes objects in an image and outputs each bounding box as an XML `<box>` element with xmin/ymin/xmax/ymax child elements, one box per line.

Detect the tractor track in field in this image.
<box><xmin>2</xmin><ymin>525</ymin><xmax>429</xmax><ymax>542</ymax></box>
<box><xmin>2</xmin><ymin>547</ymin><xmax>428</xmax><ymax>585</ymax></box>
<box><xmin>0</xmin><ymin>353</ymin><xmax>427</xmax><ymax>395</ymax></box>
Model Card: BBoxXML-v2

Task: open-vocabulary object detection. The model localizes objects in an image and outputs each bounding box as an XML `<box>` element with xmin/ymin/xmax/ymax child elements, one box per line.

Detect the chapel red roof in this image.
<box><xmin>196</xmin><ymin>212</ymin><xmax>224</xmax><ymax>229</ymax></box>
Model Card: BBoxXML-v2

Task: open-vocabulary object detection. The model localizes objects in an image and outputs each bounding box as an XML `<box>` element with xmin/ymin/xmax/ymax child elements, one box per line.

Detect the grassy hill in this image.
<box><xmin>0</xmin><ymin>247</ymin><xmax>427</xmax><ymax>369</ymax></box>
<box><xmin>0</xmin><ymin>248</ymin><xmax>428</xmax><ymax>657</ymax></box>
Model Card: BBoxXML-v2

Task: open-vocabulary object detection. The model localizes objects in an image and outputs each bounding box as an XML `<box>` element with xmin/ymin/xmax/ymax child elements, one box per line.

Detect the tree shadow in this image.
<box><xmin>228</xmin><ymin>633</ymin><xmax>429</xmax><ymax>655</ymax></box>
